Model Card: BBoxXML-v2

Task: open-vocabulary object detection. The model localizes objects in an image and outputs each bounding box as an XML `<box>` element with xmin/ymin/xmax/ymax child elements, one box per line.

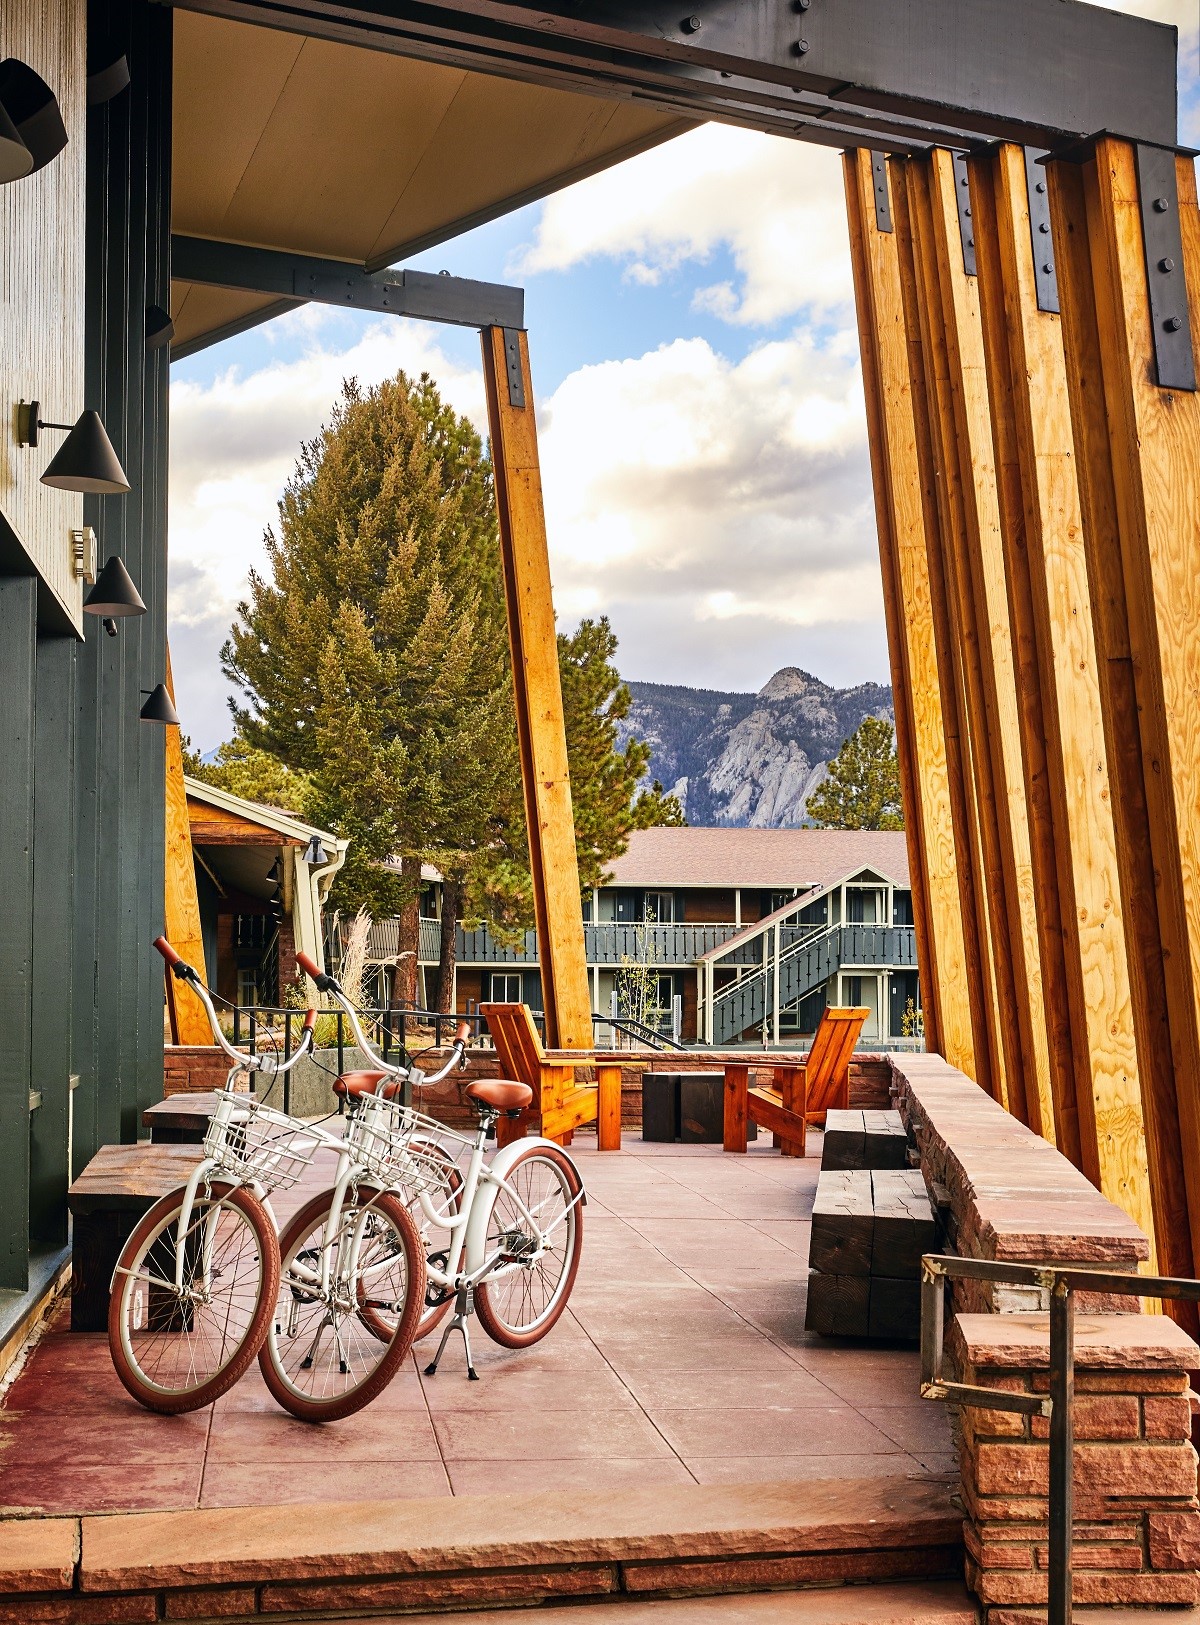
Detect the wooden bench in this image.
<box><xmin>480</xmin><ymin>1003</ymin><xmax>623</xmax><ymax>1150</ymax></box>
<box><xmin>805</xmin><ymin>1166</ymin><xmax>936</xmax><ymax>1341</ymax></box>
<box><xmin>722</xmin><ymin>1005</ymin><xmax>868</xmax><ymax>1156</ymax></box>
<box><xmin>142</xmin><ymin>1091</ymin><xmax>225</xmax><ymax>1143</ymax></box>
<box><xmin>821</xmin><ymin>1107</ymin><xmax>910</xmax><ymax>1170</ymax></box>
<box><xmin>67</xmin><ymin>1143</ymin><xmax>205</xmax><ymax>1331</ymax></box>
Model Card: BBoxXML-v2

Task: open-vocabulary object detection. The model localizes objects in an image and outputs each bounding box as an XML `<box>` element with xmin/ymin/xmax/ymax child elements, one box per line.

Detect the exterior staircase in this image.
<box><xmin>709</xmin><ymin>921</ymin><xmax>917</xmax><ymax>1045</ymax></box>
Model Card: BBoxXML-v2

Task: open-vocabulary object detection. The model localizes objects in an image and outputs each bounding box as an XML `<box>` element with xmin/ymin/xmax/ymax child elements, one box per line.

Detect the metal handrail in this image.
<box><xmin>920</xmin><ymin>1253</ymin><xmax>1200</xmax><ymax>1625</ymax></box>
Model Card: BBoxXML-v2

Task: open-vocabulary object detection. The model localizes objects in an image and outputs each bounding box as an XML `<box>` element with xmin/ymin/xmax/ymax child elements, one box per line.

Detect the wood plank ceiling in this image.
<box><xmin>169</xmin><ymin>9</ymin><xmax>690</xmax><ymax>352</ymax></box>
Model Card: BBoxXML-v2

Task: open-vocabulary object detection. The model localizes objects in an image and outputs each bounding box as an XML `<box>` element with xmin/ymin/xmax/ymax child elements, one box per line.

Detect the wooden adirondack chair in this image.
<box><xmin>722</xmin><ymin>1005</ymin><xmax>869</xmax><ymax>1155</ymax></box>
<box><xmin>480</xmin><ymin>1003</ymin><xmax>622</xmax><ymax>1150</ymax></box>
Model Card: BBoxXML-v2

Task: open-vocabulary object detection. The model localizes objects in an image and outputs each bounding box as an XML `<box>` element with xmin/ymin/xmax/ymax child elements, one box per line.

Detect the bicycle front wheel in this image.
<box><xmin>475</xmin><ymin>1145</ymin><xmax>583</xmax><ymax>1349</ymax></box>
<box><xmin>260</xmin><ymin>1186</ymin><xmax>425</xmax><ymax>1422</ymax></box>
<box><xmin>109</xmin><ymin>1181</ymin><xmax>279</xmax><ymax>1414</ymax></box>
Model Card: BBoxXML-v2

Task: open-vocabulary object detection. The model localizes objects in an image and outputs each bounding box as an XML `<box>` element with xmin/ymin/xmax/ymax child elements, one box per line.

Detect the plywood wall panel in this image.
<box><xmin>0</xmin><ymin>0</ymin><xmax>87</xmax><ymax>631</ymax></box>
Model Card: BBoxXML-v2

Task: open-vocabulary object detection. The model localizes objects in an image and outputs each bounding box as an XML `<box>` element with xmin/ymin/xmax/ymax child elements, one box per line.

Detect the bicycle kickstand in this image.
<box><xmin>424</xmin><ymin>1286</ymin><xmax>479</xmax><ymax>1380</ymax></box>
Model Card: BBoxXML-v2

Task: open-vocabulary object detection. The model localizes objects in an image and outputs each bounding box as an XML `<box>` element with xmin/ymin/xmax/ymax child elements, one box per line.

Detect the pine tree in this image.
<box><xmin>806</xmin><ymin>716</ymin><xmax>904</xmax><ymax>831</ymax></box>
<box><xmin>221</xmin><ymin>375</ymin><xmax>677</xmax><ymax>1014</ymax></box>
<box><xmin>223</xmin><ymin>373</ymin><xmax>516</xmax><ymax>1003</ymax></box>
<box><xmin>182</xmin><ymin>735</ymin><xmax>311</xmax><ymax>813</ymax></box>
<box><xmin>558</xmin><ymin>617</ymin><xmax>685</xmax><ymax>892</ymax></box>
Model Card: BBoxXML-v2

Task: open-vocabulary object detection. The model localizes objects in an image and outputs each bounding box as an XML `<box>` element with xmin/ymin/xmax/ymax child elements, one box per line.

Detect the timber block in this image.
<box><xmin>823</xmin><ymin>1108</ymin><xmax>910</xmax><ymax>1170</ymax></box>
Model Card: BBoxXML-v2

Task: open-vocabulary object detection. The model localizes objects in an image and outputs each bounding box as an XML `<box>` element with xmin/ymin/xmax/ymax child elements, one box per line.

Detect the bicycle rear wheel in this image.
<box><xmin>109</xmin><ymin>1181</ymin><xmax>278</xmax><ymax>1414</ymax></box>
<box><xmin>474</xmin><ymin>1145</ymin><xmax>583</xmax><ymax>1349</ymax></box>
<box><xmin>260</xmin><ymin>1186</ymin><xmax>425</xmax><ymax>1422</ymax></box>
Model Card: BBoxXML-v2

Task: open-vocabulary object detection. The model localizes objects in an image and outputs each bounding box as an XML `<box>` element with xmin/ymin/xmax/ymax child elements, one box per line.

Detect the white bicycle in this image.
<box><xmin>297</xmin><ymin>951</ymin><xmax>586</xmax><ymax>1379</ymax></box>
<box><xmin>109</xmin><ymin>940</ymin><xmax>428</xmax><ymax>1422</ymax></box>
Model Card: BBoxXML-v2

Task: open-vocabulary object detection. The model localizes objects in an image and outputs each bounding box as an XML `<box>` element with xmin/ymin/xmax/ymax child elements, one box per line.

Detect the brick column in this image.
<box><xmin>952</xmin><ymin>1312</ymin><xmax>1200</xmax><ymax>1620</ymax></box>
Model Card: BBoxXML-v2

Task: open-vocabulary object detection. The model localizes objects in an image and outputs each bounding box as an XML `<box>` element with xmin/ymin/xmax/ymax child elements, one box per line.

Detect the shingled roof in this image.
<box><xmin>604</xmin><ymin>826</ymin><xmax>911</xmax><ymax>891</ymax></box>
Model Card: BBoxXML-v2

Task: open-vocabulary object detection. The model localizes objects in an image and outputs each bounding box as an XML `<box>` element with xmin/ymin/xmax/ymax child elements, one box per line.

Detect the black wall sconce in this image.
<box><xmin>0</xmin><ymin>59</ymin><xmax>68</xmax><ymax>181</ymax></box>
<box><xmin>83</xmin><ymin>555</ymin><xmax>147</xmax><ymax>623</ymax></box>
<box><xmin>302</xmin><ymin>835</ymin><xmax>328</xmax><ymax>865</ymax></box>
<box><xmin>146</xmin><ymin>305</ymin><xmax>175</xmax><ymax>351</ymax></box>
<box><xmin>17</xmin><ymin>403</ymin><xmax>131</xmax><ymax>493</ymax></box>
<box><xmin>140</xmin><ymin>685</ymin><xmax>180</xmax><ymax>726</ymax></box>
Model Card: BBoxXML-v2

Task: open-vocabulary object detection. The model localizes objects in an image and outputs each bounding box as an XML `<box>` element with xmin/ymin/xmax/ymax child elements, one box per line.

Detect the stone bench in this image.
<box><xmin>888</xmin><ymin>1052</ymin><xmax>1149</xmax><ymax>1312</ymax></box>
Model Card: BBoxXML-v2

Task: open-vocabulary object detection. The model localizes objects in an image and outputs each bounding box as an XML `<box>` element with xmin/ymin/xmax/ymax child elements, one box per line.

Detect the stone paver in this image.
<box><xmin>0</xmin><ymin>1132</ymin><xmax>949</xmax><ymax>1514</ymax></box>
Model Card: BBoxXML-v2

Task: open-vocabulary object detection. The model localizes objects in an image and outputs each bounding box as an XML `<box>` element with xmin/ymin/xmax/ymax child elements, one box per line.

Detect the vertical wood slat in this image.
<box><xmin>480</xmin><ymin>326</ymin><xmax>592</xmax><ymax>1050</ymax></box>
<box><xmin>1048</xmin><ymin>138</ymin><xmax>1200</xmax><ymax>1286</ymax></box>
<box><xmin>163</xmin><ymin>648</ymin><xmax>210</xmax><ymax>1044</ymax></box>
<box><xmin>918</xmin><ymin>148</ymin><xmax>1060</xmax><ymax>1138</ymax></box>
<box><xmin>0</xmin><ymin>580</ymin><xmax>37</xmax><ymax>1291</ymax></box>
<box><xmin>968</xmin><ymin>149</ymin><xmax>1079</xmax><ymax>1158</ymax></box>
<box><xmin>978</xmin><ymin>143</ymin><xmax>1157</xmax><ymax>1255</ymax></box>
<box><xmin>897</xmin><ymin>158</ymin><xmax>1007</xmax><ymax>1105</ymax></box>
<box><xmin>842</xmin><ymin>151</ymin><xmax>942</xmax><ymax>1058</ymax></box>
<box><xmin>30</xmin><ymin>635</ymin><xmax>76</xmax><ymax>1249</ymax></box>
<box><xmin>842</xmin><ymin>150</ymin><xmax>979</xmax><ymax>1083</ymax></box>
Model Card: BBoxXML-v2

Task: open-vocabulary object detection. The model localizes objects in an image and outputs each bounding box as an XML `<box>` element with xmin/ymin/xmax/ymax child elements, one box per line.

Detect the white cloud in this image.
<box><xmin>513</xmin><ymin>125</ymin><xmax>852</xmax><ymax>328</ymax></box>
<box><xmin>537</xmin><ymin>333</ymin><xmax>884</xmax><ymax>688</ymax></box>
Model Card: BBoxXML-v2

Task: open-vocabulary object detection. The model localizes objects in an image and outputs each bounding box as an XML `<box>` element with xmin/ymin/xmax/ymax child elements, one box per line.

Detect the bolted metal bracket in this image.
<box><xmin>1135</xmin><ymin>143</ymin><xmax>1197</xmax><ymax>392</ymax></box>
<box><xmin>502</xmin><ymin>328</ymin><xmax>526</xmax><ymax>409</ymax></box>
<box><xmin>870</xmin><ymin>150</ymin><xmax>893</xmax><ymax>232</ymax></box>
<box><xmin>951</xmin><ymin>151</ymin><xmax>976</xmax><ymax>276</ymax></box>
<box><xmin>1024</xmin><ymin>146</ymin><xmax>1060</xmax><ymax>314</ymax></box>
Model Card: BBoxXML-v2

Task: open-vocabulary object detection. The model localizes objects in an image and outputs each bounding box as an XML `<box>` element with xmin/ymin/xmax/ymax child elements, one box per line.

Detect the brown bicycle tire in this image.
<box><xmin>108</xmin><ymin>1181</ymin><xmax>279</xmax><ymax>1415</ymax></box>
<box><xmin>259</xmin><ymin>1186</ymin><xmax>425</xmax><ymax>1422</ymax></box>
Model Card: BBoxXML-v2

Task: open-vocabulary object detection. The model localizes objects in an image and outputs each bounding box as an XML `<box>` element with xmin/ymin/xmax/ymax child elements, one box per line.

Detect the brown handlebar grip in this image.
<box><xmin>296</xmin><ymin>950</ymin><xmax>322</xmax><ymax>979</ymax></box>
<box><xmin>153</xmin><ymin>935</ymin><xmax>182</xmax><ymax>966</ymax></box>
<box><xmin>455</xmin><ymin>1020</ymin><xmax>472</xmax><ymax>1045</ymax></box>
<box><xmin>302</xmin><ymin>1008</ymin><xmax>318</xmax><ymax>1032</ymax></box>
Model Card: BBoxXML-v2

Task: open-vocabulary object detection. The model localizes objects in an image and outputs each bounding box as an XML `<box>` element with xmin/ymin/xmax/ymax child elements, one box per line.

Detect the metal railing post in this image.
<box><xmin>282</xmin><ymin>1011</ymin><xmax>292</xmax><ymax>1117</ymax></box>
<box><xmin>1049</xmin><ymin>1279</ymin><xmax>1075</xmax><ymax>1625</ymax></box>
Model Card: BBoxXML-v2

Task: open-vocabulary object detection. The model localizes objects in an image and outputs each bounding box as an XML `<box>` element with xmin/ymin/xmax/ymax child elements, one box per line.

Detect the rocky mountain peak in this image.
<box><xmin>617</xmin><ymin>668</ymin><xmax>894</xmax><ymax>829</ymax></box>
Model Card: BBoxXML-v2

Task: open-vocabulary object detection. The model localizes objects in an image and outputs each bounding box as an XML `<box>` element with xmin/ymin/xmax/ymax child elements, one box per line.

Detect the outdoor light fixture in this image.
<box><xmin>83</xmin><ymin>554</ymin><xmax>146</xmax><ymax>618</ymax></box>
<box><xmin>302</xmin><ymin>835</ymin><xmax>328</xmax><ymax>865</ymax></box>
<box><xmin>267</xmin><ymin>857</ymin><xmax>283</xmax><ymax>886</ymax></box>
<box><xmin>145</xmin><ymin>305</ymin><xmax>175</xmax><ymax>351</ymax></box>
<box><xmin>0</xmin><ymin>60</ymin><xmax>68</xmax><ymax>176</ymax></box>
<box><xmin>140</xmin><ymin>685</ymin><xmax>180</xmax><ymax>726</ymax></box>
<box><xmin>0</xmin><ymin>100</ymin><xmax>32</xmax><ymax>184</ymax></box>
<box><xmin>87</xmin><ymin>53</ymin><xmax>130</xmax><ymax>106</ymax></box>
<box><xmin>17</xmin><ymin>404</ymin><xmax>131</xmax><ymax>494</ymax></box>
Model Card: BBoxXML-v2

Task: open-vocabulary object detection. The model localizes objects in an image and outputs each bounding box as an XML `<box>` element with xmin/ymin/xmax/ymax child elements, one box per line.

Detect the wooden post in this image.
<box><xmin>481</xmin><ymin>327</ymin><xmax>592</xmax><ymax>1051</ymax></box>
<box><xmin>842</xmin><ymin>150</ymin><xmax>981</xmax><ymax>1085</ymax></box>
<box><xmin>596</xmin><ymin>1062</ymin><xmax>623</xmax><ymax>1151</ymax></box>
<box><xmin>162</xmin><ymin>648</ymin><xmax>211</xmax><ymax>1045</ymax></box>
<box><xmin>974</xmin><ymin>143</ymin><xmax>1156</xmax><ymax>1251</ymax></box>
<box><xmin>1047</xmin><ymin>139</ymin><xmax>1200</xmax><ymax>1284</ymax></box>
<box><xmin>723</xmin><ymin>1063</ymin><xmax>749</xmax><ymax>1153</ymax></box>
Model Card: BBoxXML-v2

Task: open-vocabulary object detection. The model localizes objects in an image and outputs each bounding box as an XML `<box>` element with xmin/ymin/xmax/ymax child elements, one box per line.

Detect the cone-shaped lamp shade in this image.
<box><xmin>302</xmin><ymin>835</ymin><xmax>328</xmax><ymax>864</ymax></box>
<box><xmin>0</xmin><ymin>59</ymin><xmax>68</xmax><ymax>173</ymax></box>
<box><xmin>145</xmin><ymin>304</ymin><xmax>175</xmax><ymax>350</ymax></box>
<box><xmin>0</xmin><ymin>100</ymin><xmax>32</xmax><ymax>183</ymax></box>
<box><xmin>140</xmin><ymin>684</ymin><xmax>179</xmax><ymax>726</ymax></box>
<box><xmin>40</xmin><ymin>410</ymin><xmax>130</xmax><ymax>494</ymax></box>
<box><xmin>83</xmin><ymin>554</ymin><xmax>146</xmax><ymax>618</ymax></box>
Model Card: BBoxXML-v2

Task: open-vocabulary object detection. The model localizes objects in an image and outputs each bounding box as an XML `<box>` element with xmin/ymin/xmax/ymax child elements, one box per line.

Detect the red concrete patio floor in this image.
<box><xmin>0</xmin><ymin>1133</ymin><xmax>953</xmax><ymax>1515</ymax></box>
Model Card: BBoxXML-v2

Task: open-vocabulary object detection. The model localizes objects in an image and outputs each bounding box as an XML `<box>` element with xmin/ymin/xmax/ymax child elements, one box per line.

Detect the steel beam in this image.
<box><xmin>172</xmin><ymin>236</ymin><xmax>524</xmax><ymax>330</ymax></box>
<box><xmin>165</xmin><ymin>0</ymin><xmax>1178</xmax><ymax>151</ymax></box>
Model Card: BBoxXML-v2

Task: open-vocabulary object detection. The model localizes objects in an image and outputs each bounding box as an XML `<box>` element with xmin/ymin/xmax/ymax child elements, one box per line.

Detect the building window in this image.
<box><xmin>893</xmin><ymin>889</ymin><xmax>915</xmax><ymax>926</ymax></box>
<box><xmin>643</xmin><ymin>891</ymin><xmax>676</xmax><ymax>923</ymax></box>
<box><xmin>490</xmin><ymin>972</ymin><xmax>522</xmax><ymax>1003</ymax></box>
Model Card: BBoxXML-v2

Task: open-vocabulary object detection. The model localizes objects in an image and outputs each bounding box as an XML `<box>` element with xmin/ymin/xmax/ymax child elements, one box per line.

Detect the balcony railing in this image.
<box><xmin>371</xmin><ymin>918</ymin><xmax>755</xmax><ymax>968</ymax></box>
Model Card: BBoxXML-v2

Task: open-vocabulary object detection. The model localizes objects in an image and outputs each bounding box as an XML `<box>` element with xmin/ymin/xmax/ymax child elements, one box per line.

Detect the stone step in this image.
<box><xmin>1</xmin><ymin>1474</ymin><xmax>964</xmax><ymax>1622</ymax></box>
<box><xmin>354</xmin><ymin>1578</ymin><xmax>980</xmax><ymax>1623</ymax></box>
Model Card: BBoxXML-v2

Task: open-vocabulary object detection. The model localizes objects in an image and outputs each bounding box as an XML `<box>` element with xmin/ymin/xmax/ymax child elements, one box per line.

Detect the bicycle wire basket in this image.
<box><xmin>204</xmin><ymin>1099</ymin><xmax>323</xmax><ymax>1194</ymax></box>
<box><xmin>346</xmin><ymin>1095</ymin><xmax>473</xmax><ymax>1200</ymax></box>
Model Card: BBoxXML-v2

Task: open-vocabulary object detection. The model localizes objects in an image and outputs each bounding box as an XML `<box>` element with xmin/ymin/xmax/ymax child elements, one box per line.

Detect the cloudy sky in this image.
<box><xmin>169</xmin><ymin>0</ymin><xmax>1200</xmax><ymax>751</ymax></box>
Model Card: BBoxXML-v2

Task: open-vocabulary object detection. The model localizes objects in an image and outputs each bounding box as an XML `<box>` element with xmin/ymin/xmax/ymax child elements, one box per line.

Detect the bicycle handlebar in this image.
<box><xmin>153</xmin><ymin>935</ymin><xmax>317</xmax><ymax>1078</ymax></box>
